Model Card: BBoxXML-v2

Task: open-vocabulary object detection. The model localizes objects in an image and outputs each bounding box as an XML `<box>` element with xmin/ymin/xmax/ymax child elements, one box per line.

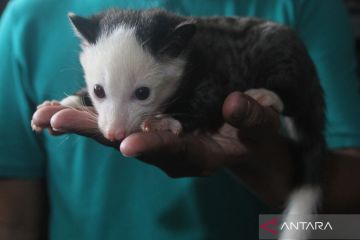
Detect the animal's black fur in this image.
<box><xmin>72</xmin><ymin>9</ymin><xmax>325</xmax><ymax>188</ymax></box>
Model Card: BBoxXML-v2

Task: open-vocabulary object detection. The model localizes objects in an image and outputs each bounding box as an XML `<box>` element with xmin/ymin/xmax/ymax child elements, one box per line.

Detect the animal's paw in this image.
<box><xmin>32</xmin><ymin>100</ymin><xmax>61</xmax><ymax>132</ymax></box>
<box><xmin>244</xmin><ymin>88</ymin><xmax>284</xmax><ymax>113</ymax></box>
<box><xmin>31</xmin><ymin>100</ymin><xmax>61</xmax><ymax>133</ymax></box>
<box><xmin>59</xmin><ymin>95</ymin><xmax>83</xmax><ymax>108</ymax></box>
<box><xmin>141</xmin><ymin>115</ymin><xmax>183</xmax><ymax>135</ymax></box>
<box><xmin>36</xmin><ymin>100</ymin><xmax>61</xmax><ymax>109</ymax></box>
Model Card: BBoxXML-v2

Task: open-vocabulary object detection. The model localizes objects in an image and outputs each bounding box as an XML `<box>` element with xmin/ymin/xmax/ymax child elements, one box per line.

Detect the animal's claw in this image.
<box><xmin>141</xmin><ymin>115</ymin><xmax>182</xmax><ymax>135</ymax></box>
<box><xmin>36</xmin><ymin>100</ymin><xmax>61</xmax><ymax>109</ymax></box>
<box><xmin>244</xmin><ymin>88</ymin><xmax>284</xmax><ymax>113</ymax></box>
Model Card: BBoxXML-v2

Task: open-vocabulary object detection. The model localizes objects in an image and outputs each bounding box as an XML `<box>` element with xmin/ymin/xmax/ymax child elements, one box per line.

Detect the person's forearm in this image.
<box><xmin>0</xmin><ymin>179</ymin><xmax>48</xmax><ymax>240</ymax></box>
<box><xmin>228</xmin><ymin>138</ymin><xmax>360</xmax><ymax>212</ymax></box>
<box><xmin>321</xmin><ymin>148</ymin><xmax>360</xmax><ymax>213</ymax></box>
<box><xmin>227</xmin><ymin>135</ymin><xmax>294</xmax><ymax>209</ymax></box>
<box><xmin>0</xmin><ymin>227</ymin><xmax>45</xmax><ymax>240</ymax></box>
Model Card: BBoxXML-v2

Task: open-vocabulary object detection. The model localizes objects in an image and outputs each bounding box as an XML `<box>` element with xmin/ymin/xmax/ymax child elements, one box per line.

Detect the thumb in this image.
<box><xmin>120</xmin><ymin>131</ymin><xmax>184</xmax><ymax>158</ymax></box>
<box><xmin>222</xmin><ymin>91</ymin><xmax>280</xmax><ymax>139</ymax></box>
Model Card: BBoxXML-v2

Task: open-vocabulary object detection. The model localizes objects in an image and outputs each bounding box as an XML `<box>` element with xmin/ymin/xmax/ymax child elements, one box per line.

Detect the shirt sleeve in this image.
<box><xmin>295</xmin><ymin>0</ymin><xmax>360</xmax><ymax>149</ymax></box>
<box><xmin>0</xmin><ymin>1</ymin><xmax>46</xmax><ymax>177</ymax></box>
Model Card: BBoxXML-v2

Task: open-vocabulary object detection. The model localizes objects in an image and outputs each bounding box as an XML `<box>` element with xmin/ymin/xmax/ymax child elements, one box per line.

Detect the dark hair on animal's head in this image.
<box><xmin>68</xmin><ymin>8</ymin><xmax>197</xmax><ymax>58</ymax></box>
<box><xmin>68</xmin><ymin>12</ymin><xmax>101</xmax><ymax>44</ymax></box>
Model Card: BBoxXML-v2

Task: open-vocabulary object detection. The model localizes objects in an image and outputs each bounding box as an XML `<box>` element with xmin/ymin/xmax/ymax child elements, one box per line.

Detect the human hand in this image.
<box><xmin>118</xmin><ymin>91</ymin><xmax>282</xmax><ymax>177</ymax></box>
<box><xmin>31</xmin><ymin>91</ymin><xmax>281</xmax><ymax>178</ymax></box>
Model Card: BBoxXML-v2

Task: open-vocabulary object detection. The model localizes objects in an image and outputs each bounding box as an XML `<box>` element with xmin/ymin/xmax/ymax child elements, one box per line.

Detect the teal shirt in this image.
<box><xmin>1</xmin><ymin>0</ymin><xmax>360</xmax><ymax>239</ymax></box>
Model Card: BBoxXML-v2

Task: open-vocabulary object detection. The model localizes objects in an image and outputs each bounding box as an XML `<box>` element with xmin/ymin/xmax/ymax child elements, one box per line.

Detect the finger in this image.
<box><xmin>50</xmin><ymin>108</ymin><xmax>98</xmax><ymax>135</ymax></box>
<box><xmin>120</xmin><ymin>132</ymin><xmax>200</xmax><ymax>177</ymax></box>
<box><xmin>120</xmin><ymin>131</ymin><xmax>182</xmax><ymax>157</ymax></box>
<box><xmin>120</xmin><ymin>131</ymin><xmax>225</xmax><ymax>177</ymax></box>
<box><xmin>31</xmin><ymin>105</ymin><xmax>67</xmax><ymax>129</ymax></box>
<box><xmin>50</xmin><ymin>108</ymin><xmax>117</xmax><ymax>147</ymax></box>
<box><xmin>48</xmin><ymin>127</ymin><xmax>65</xmax><ymax>136</ymax></box>
<box><xmin>50</xmin><ymin>108</ymin><xmax>97</xmax><ymax>131</ymax></box>
<box><xmin>222</xmin><ymin>91</ymin><xmax>280</xmax><ymax>138</ymax></box>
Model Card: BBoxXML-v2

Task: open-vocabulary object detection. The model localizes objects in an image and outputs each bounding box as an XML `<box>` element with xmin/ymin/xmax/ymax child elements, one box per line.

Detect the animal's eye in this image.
<box><xmin>134</xmin><ymin>87</ymin><xmax>150</xmax><ymax>100</ymax></box>
<box><xmin>94</xmin><ymin>84</ymin><xmax>106</xmax><ymax>98</ymax></box>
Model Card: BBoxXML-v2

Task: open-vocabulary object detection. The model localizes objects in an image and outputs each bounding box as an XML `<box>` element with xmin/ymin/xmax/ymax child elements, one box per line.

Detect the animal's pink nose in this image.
<box><xmin>105</xmin><ymin>129</ymin><xmax>126</xmax><ymax>141</ymax></box>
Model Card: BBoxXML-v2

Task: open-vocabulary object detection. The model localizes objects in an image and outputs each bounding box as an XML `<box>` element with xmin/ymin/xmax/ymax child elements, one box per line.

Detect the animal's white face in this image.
<box><xmin>80</xmin><ymin>27</ymin><xmax>185</xmax><ymax>140</ymax></box>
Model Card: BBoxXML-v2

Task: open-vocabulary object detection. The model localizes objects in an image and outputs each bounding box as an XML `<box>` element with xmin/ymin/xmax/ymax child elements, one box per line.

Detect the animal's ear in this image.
<box><xmin>160</xmin><ymin>21</ymin><xmax>196</xmax><ymax>57</ymax></box>
<box><xmin>68</xmin><ymin>12</ymin><xmax>100</xmax><ymax>45</ymax></box>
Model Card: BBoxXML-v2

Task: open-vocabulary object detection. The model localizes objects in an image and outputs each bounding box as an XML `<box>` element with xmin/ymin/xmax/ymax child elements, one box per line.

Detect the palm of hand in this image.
<box><xmin>31</xmin><ymin>92</ymin><xmax>280</xmax><ymax>177</ymax></box>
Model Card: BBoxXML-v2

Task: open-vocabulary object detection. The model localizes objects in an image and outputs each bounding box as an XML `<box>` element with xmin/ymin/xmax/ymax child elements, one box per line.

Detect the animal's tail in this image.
<box><xmin>279</xmin><ymin>185</ymin><xmax>321</xmax><ymax>240</ymax></box>
<box><xmin>278</xmin><ymin>90</ymin><xmax>324</xmax><ymax>240</ymax></box>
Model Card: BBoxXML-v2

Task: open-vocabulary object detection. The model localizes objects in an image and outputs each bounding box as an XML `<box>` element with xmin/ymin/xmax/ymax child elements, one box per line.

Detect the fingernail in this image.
<box><xmin>52</xmin><ymin>128</ymin><xmax>64</xmax><ymax>132</ymax></box>
<box><xmin>122</xmin><ymin>152</ymin><xmax>141</xmax><ymax>158</ymax></box>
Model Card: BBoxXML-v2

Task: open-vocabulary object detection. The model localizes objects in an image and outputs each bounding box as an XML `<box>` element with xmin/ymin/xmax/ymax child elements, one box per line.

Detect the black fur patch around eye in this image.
<box><xmin>75</xmin><ymin>88</ymin><xmax>93</xmax><ymax>106</ymax></box>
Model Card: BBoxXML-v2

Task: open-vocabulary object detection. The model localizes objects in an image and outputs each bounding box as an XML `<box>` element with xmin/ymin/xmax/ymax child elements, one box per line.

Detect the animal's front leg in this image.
<box><xmin>31</xmin><ymin>96</ymin><xmax>82</xmax><ymax>132</ymax></box>
<box><xmin>31</xmin><ymin>89</ymin><xmax>90</xmax><ymax>132</ymax></box>
<box><xmin>141</xmin><ymin>115</ymin><xmax>183</xmax><ymax>136</ymax></box>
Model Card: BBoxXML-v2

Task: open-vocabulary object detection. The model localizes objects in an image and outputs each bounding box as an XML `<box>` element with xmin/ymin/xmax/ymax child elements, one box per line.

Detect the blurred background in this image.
<box><xmin>1</xmin><ymin>0</ymin><xmax>360</xmax><ymax>72</ymax></box>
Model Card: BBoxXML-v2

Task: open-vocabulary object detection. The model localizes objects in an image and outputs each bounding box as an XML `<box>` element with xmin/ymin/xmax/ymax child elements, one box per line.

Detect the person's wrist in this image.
<box><xmin>226</xmin><ymin>133</ymin><xmax>295</xmax><ymax>208</ymax></box>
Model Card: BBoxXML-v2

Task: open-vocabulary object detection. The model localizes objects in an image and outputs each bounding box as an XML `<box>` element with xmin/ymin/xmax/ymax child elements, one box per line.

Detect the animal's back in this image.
<box><xmin>172</xmin><ymin>16</ymin><xmax>326</xmax><ymax>240</ymax></box>
<box><xmin>167</xmin><ymin>16</ymin><xmax>325</xmax><ymax>148</ymax></box>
